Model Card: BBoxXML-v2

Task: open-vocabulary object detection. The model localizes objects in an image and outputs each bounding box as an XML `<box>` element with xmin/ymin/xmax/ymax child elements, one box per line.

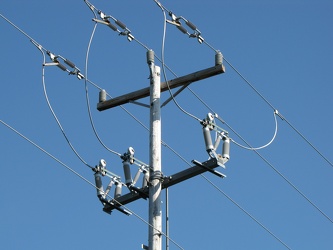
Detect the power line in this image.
<box><xmin>150</xmin><ymin>0</ymin><xmax>333</xmax><ymax>224</ymax></box>
<box><xmin>201</xmin><ymin>175</ymin><xmax>293</xmax><ymax>250</ymax></box>
<box><xmin>157</xmin><ymin>2</ymin><xmax>203</xmax><ymax>123</ymax></box>
<box><xmin>0</xmin><ymin>119</ymin><xmax>185</xmax><ymax>250</ymax></box>
<box><xmin>219</xmin><ymin>118</ymin><xmax>333</xmax><ymax>224</ymax></box>
<box><xmin>151</xmin><ymin>0</ymin><xmax>333</xmax><ymax>170</ymax></box>
<box><xmin>36</xmin><ymin>44</ymin><xmax>93</xmax><ymax>169</ymax></box>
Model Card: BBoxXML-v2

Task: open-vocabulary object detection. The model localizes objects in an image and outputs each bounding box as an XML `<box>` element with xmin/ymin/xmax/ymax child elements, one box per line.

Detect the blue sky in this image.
<box><xmin>1</xmin><ymin>1</ymin><xmax>332</xmax><ymax>249</ymax></box>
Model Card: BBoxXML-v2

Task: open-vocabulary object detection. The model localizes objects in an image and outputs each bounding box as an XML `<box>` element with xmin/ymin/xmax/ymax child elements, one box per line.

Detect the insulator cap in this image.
<box><xmin>147</xmin><ymin>50</ymin><xmax>154</xmax><ymax>64</ymax></box>
<box><xmin>215</xmin><ymin>51</ymin><xmax>223</xmax><ymax>66</ymax></box>
<box><xmin>99</xmin><ymin>89</ymin><xmax>106</xmax><ymax>103</ymax></box>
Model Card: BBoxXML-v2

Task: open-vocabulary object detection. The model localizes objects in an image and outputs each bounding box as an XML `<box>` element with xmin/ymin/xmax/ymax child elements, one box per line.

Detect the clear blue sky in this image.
<box><xmin>1</xmin><ymin>1</ymin><xmax>332</xmax><ymax>249</ymax></box>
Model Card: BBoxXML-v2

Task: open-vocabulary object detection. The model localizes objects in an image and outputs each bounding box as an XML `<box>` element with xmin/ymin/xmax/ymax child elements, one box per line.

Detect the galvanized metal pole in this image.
<box><xmin>147</xmin><ymin>50</ymin><xmax>162</xmax><ymax>250</ymax></box>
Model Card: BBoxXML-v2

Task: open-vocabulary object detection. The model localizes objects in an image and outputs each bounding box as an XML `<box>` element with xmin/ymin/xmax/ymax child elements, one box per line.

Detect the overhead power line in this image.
<box><xmin>151</xmin><ymin>0</ymin><xmax>333</xmax><ymax>170</ymax></box>
<box><xmin>0</xmin><ymin>119</ymin><xmax>185</xmax><ymax>250</ymax></box>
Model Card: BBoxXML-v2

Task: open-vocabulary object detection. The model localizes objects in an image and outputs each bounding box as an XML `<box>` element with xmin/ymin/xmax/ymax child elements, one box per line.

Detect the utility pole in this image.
<box><xmin>147</xmin><ymin>50</ymin><xmax>162</xmax><ymax>250</ymax></box>
<box><xmin>96</xmin><ymin>50</ymin><xmax>227</xmax><ymax>250</ymax></box>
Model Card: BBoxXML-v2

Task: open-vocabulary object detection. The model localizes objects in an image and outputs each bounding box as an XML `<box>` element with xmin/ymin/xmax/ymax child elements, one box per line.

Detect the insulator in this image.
<box><xmin>147</xmin><ymin>50</ymin><xmax>154</xmax><ymax>64</ymax></box>
<box><xmin>115</xmin><ymin>19</ymin><xmax>126</xmax><ymax>29</ymax></box>
<box><xmin>56</xmin><ymin>62</ymin><xmax>67</xmax><ymax>71</ymax></box>
<box><xmin>186</xmin><ymin>20</ymin><xmax>197</xmax><ymax>30</ymax></box>
<box><xmin>99</xmin><ymin>89</ymin><xmax>106</xmax><ymax>103</ymax></box>
<box><xmin>142</xmin><ymin>171</ymin><xmax>149</xmax><ymax>188</ymax></box>
<box><xmin>94</xmin><ymin>172</ymin><xmax>104</xmax><ymax>197</ymax></box>
<box><xmin>108</xmin><ymin>23</ymin><xmax>118</xmax><ymax>31</ymax></box>
<box><xmin>114</xmin><ymin>181</ymin><xmax>122</xmax><ymax>198</ymax></box>
<box><xmin>123</xmin><ymin>161</ymin><xmax>132</xmax><ymax>186</ymax></box>
<box><xmin>214</xmin><ymin>134</ymin><xmax>222</xmax><ymax>150</ymax></box>
<box><xmin>64</xmin><ymin>59</ymin><xmax>75</xmax><ymax>68</ymax></box>
<box><xmin>203</xmin><ymin>126</ymin><xmax>214</xmax><ymax>152</ymax></box>
<box><xmin>222</xmin><ymin>137</ymin><xmax>230</xmax><ymax>160</ymax></box>
<box><xmin>177</xmin><ymin>25</ymin><xmax>188</xmax><ymax>34</ymax></box>
<box><xmin>215</xmin><ymin>51</ymin><xmax>223</xmax><ymax>66</ymax></box>
<box><xmin>133</xmin><ymin>169</ymin><xmax>141</xmax><ymax>185</ymax></box>
<box><xmin>104</xmin><ymin>179</ymin><xmax>114</xmax><ymax>197</ymax></box>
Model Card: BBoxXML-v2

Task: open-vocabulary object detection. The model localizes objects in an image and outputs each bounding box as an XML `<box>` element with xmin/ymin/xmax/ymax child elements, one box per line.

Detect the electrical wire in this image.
<box><xmin>230</xmin><ymin>111</ymin><xmax>278</xmax><ymax>150</ymax></box>
<box><xmin>220</xmin><ymin>118</ymin><xmax>333</xmax><ymax>224</ymax></box>
<box><xmin>0</xmin><ymin>119</ymin><xmax>184</xmax><ymax>250</ymax></box>
<box><xmin>150</xmin><ymin>0</ymin><xmax>333</xmax><ymax>169</ymax></box>
<box><xmin>201</xmin><ymin>174</ymin><xmax>293</xmax><ymax>250</ymax></box>
<box><xmin>83</xmin><ymin>13</ymin><xmax>152</xmax><ymax>171</ymax></box>
<box><xmin>0</xmin><ymin>12</ymin><xmax>93</xmax><ymax>168</ymax></box>
<box><xmin>1</xmin><ymin>4</ymin><xmax>332</xmax><ymax>247</ymax></box>
<box><xmin>156</xmin><ymin>2</ymin><xmax>203</xmax><ymax>123</ymax></box>
<box><xmin>160</xmin><ymin>142</ymin><xmax>293</xmax><ymax>249</ymax></box>
<box><xmin>0</xmin><ymin>8</ymin><xmax>290</xmax><ymax>250</ymax></box>
<box><xmin>80</xmin><ymin>6</ymin><xmax>292</xmax><ymax>246</ymax></box>
<box><xmin>36</xmin><ymin>44</ymin><xmax>93</xmax><ymax>169</ymax></box>
<box><xmin>84</xmin><ymin>21</ymin><xmax>122</xmax><ymax>158</ymax></box>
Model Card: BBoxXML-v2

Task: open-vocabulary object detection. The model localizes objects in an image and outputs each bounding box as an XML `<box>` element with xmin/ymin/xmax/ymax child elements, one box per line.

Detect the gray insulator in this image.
<box><xmin>215</xmin><ymin>51</ymin><xmax>223</xmax><ymax>66</ymax></box>
<box><xmin>115</xmin><ymin>19</ymin><xmax>126</xmax><ymax>29</ymax></box>
<box><xmin>108</xmin><ymin>23</ymin><xmax>118</xmax><ymax>31</ymax></box>
<box><xmin>147</xmin><ymin>50</ymin><xmax>154</xmax><ymax>64</ymax></box>
<box><xmin>114</xmin><ymin>182</ymin><xmax>122</xmax><ymax>198</ymax></box>
<box><xmin>64</xmin><ymin>59</ymin><xmax>75</xmax><ymax>68</ymax></box>
<box><xmin>104</xmin><ymin>179</ymin><xmax>114</xmax><ymax>197</ymax></box>
<box><xmin>214</xmin><ymin>134</ymin><xmax>222</xmax><ymax>151</ymax></box>
<box><xmin>177</xmin><ymin>25</ymin><xmax>188</xmax><ymax>34</ymax></box>
<box><xmin>133</xmin><ymin>169</ymin><xmax>141</xmax><ymax>185</ymax></box>
<box><xmin>56</xmin><ymin>62</ymin><xmax>67</xmax><ymax>71</ymax></box>
<box><xmin>222</xmin><ymin>137</ymin><xmax>230</xmax><ymax>160</ymax></box>
<box><xmin>203</xmin><ymin>126</ymin><xmax>214</xmax><ymax>152</ymax></box>
<box><xmin>123</xmin><ymin>161</ymin><xmax>133</xmax><ymax>186</ymax></box>
<box><xmin>186</xmin><ymin>20</ymin><xmax>197</xmax><ymax>30</ymax></box>
<box><xmin>99</xmin><ymin>89</ymin><xmax>106</xmax><ymax>103</ymax></box>
<box><xmin>94</xmin><ymin>172</ymin><xmax>104</xmax><ymax>197</ymax></box>
<box><xmin>142</xmin><ymin>171</ymin><xmax>149</xmax><ymax>188</ymax></box>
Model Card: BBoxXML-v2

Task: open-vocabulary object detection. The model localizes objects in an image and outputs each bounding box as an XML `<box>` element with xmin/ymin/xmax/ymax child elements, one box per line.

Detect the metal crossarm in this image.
<box><xmin>102</xmin><ymin>158</ymin><xmax>220</xmax><ymax>214</ymax></box>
